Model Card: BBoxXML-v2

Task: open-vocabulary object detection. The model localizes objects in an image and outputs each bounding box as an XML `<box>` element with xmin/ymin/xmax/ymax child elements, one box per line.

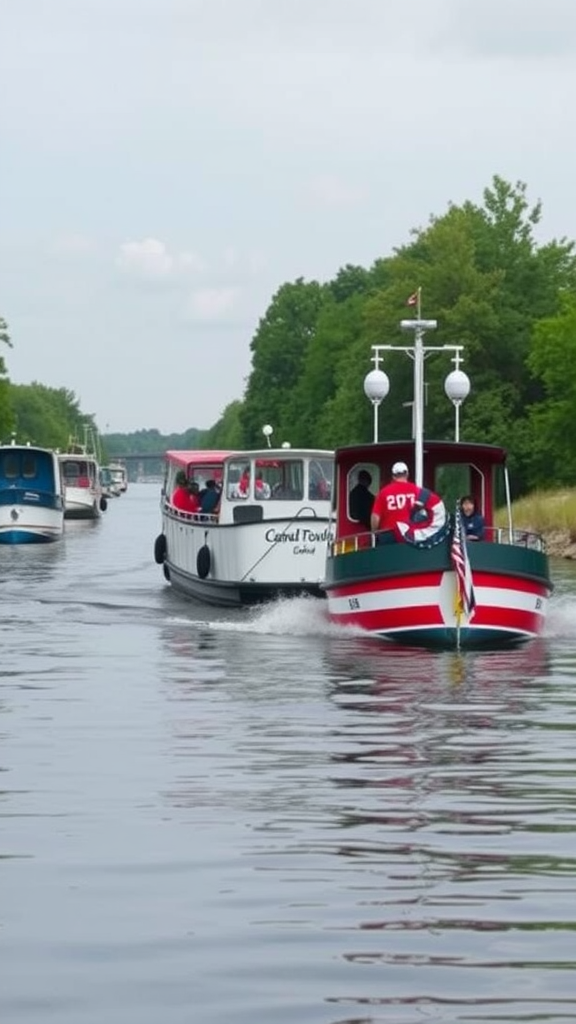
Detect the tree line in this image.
<box><xmin>2</xmin><ymin>176</ymin><xmax>576</xmax><ymax>495</ymax></box>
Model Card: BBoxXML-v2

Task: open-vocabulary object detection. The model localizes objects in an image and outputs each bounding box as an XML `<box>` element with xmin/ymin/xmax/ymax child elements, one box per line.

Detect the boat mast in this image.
<box><xmin>369</xmin><ymin>317</ymin><xmax>469</xmax><ymax>488</ymax></box>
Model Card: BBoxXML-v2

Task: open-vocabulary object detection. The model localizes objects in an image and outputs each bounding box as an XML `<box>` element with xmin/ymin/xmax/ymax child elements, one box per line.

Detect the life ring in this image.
<box><xmin>397</xmin><ymin>488</ymin><xmax>450</xmax><ymax>549</ymax></box>
<box><xmin>100</xmin><ymin>496</ymin><xmax>108</xmax><ymax>512</ymax></box>
<box><xmin>154</xmin><ymin>533</ymin><xmax>167</xmax><ymax>564</ymax></box>
<box><xmin>197</xmin><ymin>544</ymin><xmax>211</xmax><ymax>579</ymax></box>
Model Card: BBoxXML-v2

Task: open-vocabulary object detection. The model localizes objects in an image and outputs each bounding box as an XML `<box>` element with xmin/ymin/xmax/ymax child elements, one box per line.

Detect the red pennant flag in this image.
<box><xmin>406</xmin><ymin>291</ymin><xmax>418</xmax><ymax>306</ymax></box>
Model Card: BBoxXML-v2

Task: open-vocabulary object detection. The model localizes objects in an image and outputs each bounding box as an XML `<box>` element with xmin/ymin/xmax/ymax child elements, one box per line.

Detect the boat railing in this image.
<box><xmin>164</xmin><ymin>501</ymin><xmax>219</xmax><ymax>525</ymax></box>
<box><xmin>487</xmin><ymin>525</ymin><xmax>546</xmax><ymax>551</ymax></box>
<box><xmin>329</xmin><ymin>524</ymin><xmax>547</xmax><ymax>557</ymax></box>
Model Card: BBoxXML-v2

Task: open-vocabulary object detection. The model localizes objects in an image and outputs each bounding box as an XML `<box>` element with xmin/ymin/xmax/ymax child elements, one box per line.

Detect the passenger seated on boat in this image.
<box><xmin>171</xmin><ymin>471</ymin><xmax>197</xmax><ymax>512</ymax></box>
<box><xmin>308</xmin><ymin>461</ymin><xmax>330</xmax><ymax>500</ymax></box>
<box><xmin>459</xmin><ymin>495</ymin><xmax>485</xmax><ymax>540</ymax></box>
<box><xmin>237</xmin><ymin>466</ymin><xmax>250</xmax><ymax>497</ymax></box>
<box><xmin>349</xmin><ymin>470</ymin><xmax>374</xmax><ymax>531</ymax></box>
<box><xmin>187</xmin><ymin>480</ymin><xmax>201</xmax><ymax>513</ymax></box>
<box><xmin>255</xmin><ymin>471</ymin><xmax>271</xmax><ymax>500</ymax></box>
<box><xmin>199</xmin><ymin>479</ymin><xmax>220</xmax><ymax>515</ymax></box>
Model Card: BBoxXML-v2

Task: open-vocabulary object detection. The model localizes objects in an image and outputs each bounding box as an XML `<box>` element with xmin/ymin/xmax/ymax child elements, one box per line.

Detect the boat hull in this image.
<box><xmin>324</xmin><ymin>538</ymin><xmax>552</xmax><ymax>648</ymax></box>
<box><xmin>0</xmin><ymin>504</ymin><xmax>64</xmax><ymax>544</ymax></box>
<box><xmin>161</xmin><ymin>508</ymin><xmax>331</xmax><ymax>608</ymax></box>
<box><xmin>63</xmin><ymin>487</ymin><xmax>102</xmax><ymax>520</ymax></box>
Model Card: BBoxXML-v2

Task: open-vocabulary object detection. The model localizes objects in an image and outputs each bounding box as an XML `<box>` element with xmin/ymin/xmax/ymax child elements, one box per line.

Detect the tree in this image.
<box><xmin>240</xmin><ymin>279</ymin><xmax>327</xmax><ymax>446</ymax></box>
<box><xmin>203</xmin><ymin>401</ymin><xmax>244</xmax><ymax>449</ymax></box>
<box><xmin>0</xmin><ymin>316</ymin><xmax>14</xmax><ymax>441</ymax></box>
<box><xmin>9</xmin><ymin>383</ymin><xmax>89</xmax><ymax>449</ymax></box>
<box><xmin>524</xmin><ymin>295</ymin><xmax>576</xmax><ymax>486</ymax></box>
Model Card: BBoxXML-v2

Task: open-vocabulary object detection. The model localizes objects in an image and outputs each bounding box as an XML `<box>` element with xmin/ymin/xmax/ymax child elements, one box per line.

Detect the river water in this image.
<box><xmin>1</xmin><ymin>483</ymin><xmax>576</xmax><ymax>1024</ymax></box>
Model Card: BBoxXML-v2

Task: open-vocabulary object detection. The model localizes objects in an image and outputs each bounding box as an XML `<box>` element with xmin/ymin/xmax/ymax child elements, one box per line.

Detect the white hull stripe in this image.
<box><xmin>329</xmin><ymin>583</ymin><xmax>545</xmax><ymax>616</ymax></box>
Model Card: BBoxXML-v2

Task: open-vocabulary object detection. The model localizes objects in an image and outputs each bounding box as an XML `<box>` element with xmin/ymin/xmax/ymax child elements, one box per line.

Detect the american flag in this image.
<box><xmin>451</xmin><ymin>504</ymin><xmax>476</xmax><ymax>617</ymax></box>
<box><xmin>406</xmin><ymin>291</ymin><xmax>419</xmax><ymax>306</ymax></box>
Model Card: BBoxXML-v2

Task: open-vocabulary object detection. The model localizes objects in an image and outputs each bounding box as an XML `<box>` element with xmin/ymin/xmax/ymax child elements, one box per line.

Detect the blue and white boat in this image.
<box><xmin>0</xmin><ymin>439</ymin><xmax>65</xmax><ymax>544</ymax></box>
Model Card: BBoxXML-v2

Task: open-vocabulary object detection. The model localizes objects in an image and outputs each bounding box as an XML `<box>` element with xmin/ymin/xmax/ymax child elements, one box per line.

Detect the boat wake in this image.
<box><xmin>546</xmin><ymin>592</ymin><xmax>576</xmax><ymax>638</ymax></box>
<box><xmin>172</xmin><ymin>596</ymin><xmax>364</xmax><ymax>638</ymax></box>
<box><xmin>170</xmin><ymin>590</ymin><xmax>576</xmax><ymax>643</ymax></box>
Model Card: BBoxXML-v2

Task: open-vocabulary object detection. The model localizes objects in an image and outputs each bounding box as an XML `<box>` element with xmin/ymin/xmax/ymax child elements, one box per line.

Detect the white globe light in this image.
<box><xmin>363</xmin><ymin>368</ymin><xmax>390</xmax><ymax>403</ymax></box>
<box><xmin>262</xmin><ymin>424</ymin><xmax>273</xmax><ymax>437</ymax></box>
<box><xmin>444</xmin><ymin>369</ymin><xmax>470</xmax><ymax>403</ymax></box>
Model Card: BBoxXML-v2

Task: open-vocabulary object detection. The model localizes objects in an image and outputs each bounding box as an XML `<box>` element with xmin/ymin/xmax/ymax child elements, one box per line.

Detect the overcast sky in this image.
<box><xmin>1</xmin><ymin>0</ymin><xmax>575</xmax><ymax>434</ymax></box>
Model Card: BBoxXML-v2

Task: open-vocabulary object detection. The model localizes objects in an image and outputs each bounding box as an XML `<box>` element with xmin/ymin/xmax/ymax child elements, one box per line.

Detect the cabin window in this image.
<box><xmin>308</xmin><ymin>458</ymin><xmax>333</xmax><ymax>501</ymax></box>
<box><xmin>226</xmin><ymin>458</ymin><xmax>305</xmax><ymax>500</ymax></box>
<box><xmin>434</xmin><ymin>463</ymin><xmax>486</xmax><ymax>516</ymax></box>
<box><xmin>22</xmin><ymin>453</ymin><xmax>37</xmax><ymax>479</ymax></box>
<box><xmin>2</xmin><ymin>453</ymin><xmax>20</xmax><ymax>479</ymax></box>
<box><xmin>347</xmin><ymin>463</ymin><xmax>379</xmax><ymax>523</ymax></box>
<box><xmin>188</xmin><ymin>466</ymin><xmax>222</xmax><ymax>491</ymax></box>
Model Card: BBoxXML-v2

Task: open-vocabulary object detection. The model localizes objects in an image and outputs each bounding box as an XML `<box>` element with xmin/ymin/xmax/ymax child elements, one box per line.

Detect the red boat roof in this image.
<box><xmin>335</xmin><ymin>440</ymin><xmax>507</xmax><ymax>466</ymax></box>
<box><xmin>165</xmin><ymin>450</ymin><xmax>235</xmax><ymax>468</ymax></box>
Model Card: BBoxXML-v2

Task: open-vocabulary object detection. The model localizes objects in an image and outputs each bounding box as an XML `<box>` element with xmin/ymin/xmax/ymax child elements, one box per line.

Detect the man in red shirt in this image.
<box><xmin>370</xmin><ymin>461</ymin><xmax>420</xmax><ymax>541</ymax></box>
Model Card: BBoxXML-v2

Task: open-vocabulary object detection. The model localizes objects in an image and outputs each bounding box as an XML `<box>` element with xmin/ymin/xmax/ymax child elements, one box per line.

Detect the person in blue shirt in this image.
<box><xmin>460</xmin><ymin>495</ymin><xmax>485</xmax><ymax>540</ymax></box>
<box><xmin>200</xmin><ymin>479</ymin><xmax>220</xmax><ymax>515</ymax></box>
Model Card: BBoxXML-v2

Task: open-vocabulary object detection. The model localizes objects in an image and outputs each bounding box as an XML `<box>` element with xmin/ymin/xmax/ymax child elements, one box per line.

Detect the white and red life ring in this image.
<box><xmin>396</xmin><ymin>487</ymin><xmax>449</xmax><ymax>549</ymax></box>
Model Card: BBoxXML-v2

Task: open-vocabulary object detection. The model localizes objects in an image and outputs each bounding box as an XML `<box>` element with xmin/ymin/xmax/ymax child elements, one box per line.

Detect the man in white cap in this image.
<box><xmin>370</xmin><ymin>461</ymin><xmax>420</xmax><ymax>540</ymax></box>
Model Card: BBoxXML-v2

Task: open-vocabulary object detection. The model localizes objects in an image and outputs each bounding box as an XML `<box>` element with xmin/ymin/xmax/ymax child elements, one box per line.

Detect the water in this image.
<box><xmin>1</xmin><ymin>484</ymin><xmax>576</xmax><ymax>1023</ymax></box>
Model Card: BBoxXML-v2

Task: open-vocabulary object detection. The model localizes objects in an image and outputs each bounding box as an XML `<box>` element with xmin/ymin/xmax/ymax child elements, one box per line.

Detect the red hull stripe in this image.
<box><xmin>469</xmin><ymin>572</ymin><xmax>548</xmax><ymax>595</ymax></box>
<box><xmin>333</xmin><ymin>572</ymin><xmax>443</xmax><ymax>596</ymax></box>
<box><xmin>331</xmin><ymin>605</ymin><xmax>543</xmax><ymax>636</ymax></box>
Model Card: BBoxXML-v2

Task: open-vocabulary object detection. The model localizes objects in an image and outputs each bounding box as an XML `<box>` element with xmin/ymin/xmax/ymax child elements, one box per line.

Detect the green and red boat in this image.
<box><xmin>323</xmin><ymin>315</ymin><xmax>553</xmax><ymax>649</ymax></box>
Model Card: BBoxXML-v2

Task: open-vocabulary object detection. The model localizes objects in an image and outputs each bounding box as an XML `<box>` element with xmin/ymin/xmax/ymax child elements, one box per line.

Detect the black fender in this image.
<box><xmin>163</xmin><ymin>562</ymin><xmax>171</xmax><ymax>581</ymax></box>
<box><xmin>196</xmin><ymin>544</ymin><xmax>211</xmax><ymax>579</ymax></box>
<box><xmin>154</xmin><ymin>533</ymin><xmax>167</xmax><ymax>564</ymax></box>
<box><xmin>100</xmin><ymin>496</ymin><xmax>108</xmax><ymax>512</ymax></box>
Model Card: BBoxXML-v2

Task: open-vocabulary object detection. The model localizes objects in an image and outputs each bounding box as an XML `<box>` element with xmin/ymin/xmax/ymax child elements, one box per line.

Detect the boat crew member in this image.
<box><xmin>459</xmin><ymin>495</ymin><xmax>485</xmax><ymax>540</ymax></box>
<box><xmin>370</xmin><ymin>461</ymin><xmax>420</xmax><ymax>542</ymax></box>
<box><xmin>349</xmin><ymin>469</ymin><xmax>375</xmax><ymax>531</ymax></box>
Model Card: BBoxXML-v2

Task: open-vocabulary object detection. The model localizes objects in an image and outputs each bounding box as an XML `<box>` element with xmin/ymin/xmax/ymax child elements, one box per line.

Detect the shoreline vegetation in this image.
<box><xmin>501</xmin><ymin>491</ymin><xmax>576</xmax><ymax>559</ymax></box>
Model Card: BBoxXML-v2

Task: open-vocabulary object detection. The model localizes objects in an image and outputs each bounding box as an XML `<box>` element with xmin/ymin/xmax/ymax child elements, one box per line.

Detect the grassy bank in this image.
<box><xmin>495</xmin><ymin>489</ymin><xmax>576</xmax><ymax>558</ymax></box>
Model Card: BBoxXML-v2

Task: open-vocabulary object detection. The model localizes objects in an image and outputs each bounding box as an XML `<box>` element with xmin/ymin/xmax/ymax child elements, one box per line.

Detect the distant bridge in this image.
<box><xmin>104</xmin><ymin>453</ymin><xmax>166</xmax><ymax>482</ymax></box>
<box><xmin>106</xmin><ymin>453</ymin><xmax>165</xmax><ymax>462</ymax></box>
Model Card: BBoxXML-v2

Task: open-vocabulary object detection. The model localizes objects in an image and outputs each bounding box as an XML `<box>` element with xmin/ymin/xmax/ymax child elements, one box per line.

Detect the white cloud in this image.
<box><xmin>115</xmin><ymin>238</ymin><xmax>205</xmax><ymax>280</ymax></box>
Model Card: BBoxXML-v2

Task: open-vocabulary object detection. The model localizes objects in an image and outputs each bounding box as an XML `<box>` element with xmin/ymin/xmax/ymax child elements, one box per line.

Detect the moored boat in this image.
<box><xmin>59</xmin><ymin>435</ymin><xmax>107</xmax><ymax>520</ymax></box>
<box><xmin>0</xmin><ymin>438</ymin><xmax>65</xmax><ymax>544</ymax></box>
<box><xmin>107</xmin><ymin>462</ymin><xmax>128</xmax><ymax>494</ymax></box>
<box><xmin>323</xmin><ymin>313</ymin><xmax>553</xmax><ymax>649</ymax></box>
<box><xmin>154</xmin><ymin>441</ymin><xmax>334</xmax><ymax>606</ymax></box>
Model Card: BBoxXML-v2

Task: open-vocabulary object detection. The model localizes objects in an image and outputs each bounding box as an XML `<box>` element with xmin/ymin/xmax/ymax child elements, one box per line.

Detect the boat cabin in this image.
<box><xmin>164</xmin><ymin>449</ymin><xmax>334</xmax><ymax>523</ymax></box>
<box><xmin>335</xmin><ymin>440</ymin><xmax>510</xmax><ymax>541</ymax></box>
<box><xmin>60</xmin><ymin>456</ymin><xmax>98</xmax><ymax>490</ymax></box>
<box><xmin>0</xmin><ymin>443</ymin><xmax>62</xmax><ymax>501</ymax></box>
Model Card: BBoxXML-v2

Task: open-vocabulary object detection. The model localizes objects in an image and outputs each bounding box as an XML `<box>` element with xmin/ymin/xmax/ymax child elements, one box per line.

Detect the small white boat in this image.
<box><xmin>59</xmin><ymin>436</ymin><xmax>107</xmax><ymax>520</ymax></box>
<box><xmin>99</xmin><ymin>465</ymin><xmax>116</xmax><ymax>499</ymax></box>
<box><xmin>0</xmin><ymin>438</ymin><xmax>65</xmax><ymax>544</ymax></box>
<box><xmin>107</xmin><ymin>462</ymin><xmax>128</xmax><ymax>494</ymax></box>
<box><xmin>154</xmin><ymin>444</ymin><xmax>334</xmax><ymax>606</ymax></box>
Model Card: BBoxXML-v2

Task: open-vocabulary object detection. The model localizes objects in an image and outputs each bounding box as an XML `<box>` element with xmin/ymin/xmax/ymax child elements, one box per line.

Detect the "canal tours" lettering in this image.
<box><xmin>264</xmin><ymin>526</ymin><xmax>332</xmax><ymax>554</ymax></box>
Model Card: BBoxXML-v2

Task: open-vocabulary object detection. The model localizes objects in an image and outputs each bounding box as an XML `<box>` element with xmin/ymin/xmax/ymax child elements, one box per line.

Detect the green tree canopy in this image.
<box><xmin>8</xmin><ymin>382</ymin><xmax>93</xmax><ymax>450</ymax></box>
